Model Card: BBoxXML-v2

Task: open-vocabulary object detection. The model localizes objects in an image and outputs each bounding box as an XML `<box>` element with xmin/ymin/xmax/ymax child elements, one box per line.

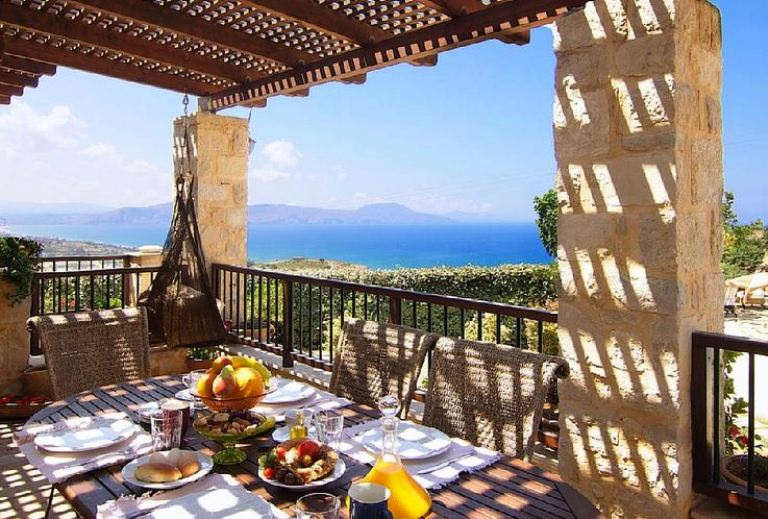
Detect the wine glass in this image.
<box><xmin>314</xmin><ymin>410</ymin><xmax>344</xmax><ymax>449</ymax></box>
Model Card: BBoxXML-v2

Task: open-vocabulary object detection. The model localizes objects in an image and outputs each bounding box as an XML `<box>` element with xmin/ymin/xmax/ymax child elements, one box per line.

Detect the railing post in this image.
<box><xmin>691</xmin><ymin>334</ymin><xmax>712</xmax><ymax>492</ymax></box>
<box><xmin>389</xmin><ymin>296</ymin><xmax>402</xmax><ymax>325</ymax></box>
<box><xmin>29</xmin><ymin>274</ymin><xmax>40</xmax><ymax>355</ymax></box>
<box><xmin>282</xmin><ymin>279</ymin><xmax>294</xmax><ymax>368</ymax></box>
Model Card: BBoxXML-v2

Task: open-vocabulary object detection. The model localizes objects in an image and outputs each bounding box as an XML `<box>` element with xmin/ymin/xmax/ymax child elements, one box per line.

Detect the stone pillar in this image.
<box><xmin>0</xmin><ymin>281</ymin><xmax>30</xmax><ymax>394</ymax></box>
<box><xmin>172</xmin><ymin>112</ymin><xmax>249</xmax><ymax>275</ymax></box>
<box><xmin>552</xmin><ymin>1</ymin><xmax>722</xmax><ymax>517</ymax></box>
<box><xmin>126</xmin><ymin>245</ymin><xmax>164</xmax><ymax>305</ymax></box>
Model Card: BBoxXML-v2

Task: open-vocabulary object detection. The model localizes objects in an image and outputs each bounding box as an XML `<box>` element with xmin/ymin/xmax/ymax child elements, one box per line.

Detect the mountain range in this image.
<box><xmin>0</xmin><ymin>202</ymin><xmax>507</xmax><ymax>225</ymax></box>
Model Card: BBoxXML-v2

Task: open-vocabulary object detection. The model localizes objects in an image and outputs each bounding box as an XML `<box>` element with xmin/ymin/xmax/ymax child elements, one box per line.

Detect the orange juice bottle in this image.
<box><xmin>361</xmin><ymin>396</ymin><xmax>431</xmax><ymax>518</ymax></box>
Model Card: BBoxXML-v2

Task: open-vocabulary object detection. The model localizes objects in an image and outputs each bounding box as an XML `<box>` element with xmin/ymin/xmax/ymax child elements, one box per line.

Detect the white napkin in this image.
<box><xmin>340</xmin><ymin>419</ymin><xmax>501</xmax><ymax>490</ymax></box>
<box><xmin>15</xmin><ymin>413</ymin><xmax>153</xmax><ymax>484</ymax></box>
<box><xmin>97</xmin><ymin>473</ymin><xmax>288</xmax><ymax>519</ymax></box>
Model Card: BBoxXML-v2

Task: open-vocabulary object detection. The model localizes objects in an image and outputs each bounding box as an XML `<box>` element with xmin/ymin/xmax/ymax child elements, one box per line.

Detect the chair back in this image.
<box><xmin>423</xmin><ymin>337</ymin><xmax>568</xmax><ymax>459</ymax></box>
<box><xmin>330</xmin><ymin>318</ymin><xmax>438</xmax><ymax>417</ymax></box>
<box><xmin>27</xmin><ymin>307</ymin><xmax>151</xmax><ymax>399</ymax></box>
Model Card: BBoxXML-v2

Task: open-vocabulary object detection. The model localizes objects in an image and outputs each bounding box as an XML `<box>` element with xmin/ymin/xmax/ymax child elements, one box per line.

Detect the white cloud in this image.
<box><xmin>0</xmin><ymin>102</ymin><xmax>169</xmax><ymax>207</ymax></box>
<box><xmin>251</xmin><ymin>167</ymin><xmax>290</xmax><ymax>182</ymax></box>
<box><xmin>262</xmin><ymin>140</ymin><xmax>301</xmax><ymax>168</ymax></box>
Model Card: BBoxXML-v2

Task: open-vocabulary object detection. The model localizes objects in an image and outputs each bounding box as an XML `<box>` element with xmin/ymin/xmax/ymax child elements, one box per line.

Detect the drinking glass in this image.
<box><xmin>315</xmin><ymin>410</ymin><xmax>344</xmax><ymax>449</ymax></box>
<box><xmin>295</xmin><ymin>493</ymin><xmax>340</xmax><ymax>519</ymax></box>
<box><xmin>150</xmin><ymin>410</ymin><xmax>183</xmax><ymax>451</ymax></box>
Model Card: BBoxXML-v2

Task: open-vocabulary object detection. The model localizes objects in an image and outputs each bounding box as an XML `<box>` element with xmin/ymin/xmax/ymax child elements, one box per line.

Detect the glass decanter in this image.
<box><xmin>361</xmin><ymin>395</ymin><xmax>431</xmax><ymax>519</ymax></box>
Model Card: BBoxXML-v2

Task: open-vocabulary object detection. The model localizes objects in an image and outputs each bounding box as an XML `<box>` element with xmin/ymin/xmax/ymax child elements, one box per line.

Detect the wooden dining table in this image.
<box><xmin>26</xmin><ymin>375</ymin><xmax>601</xmax><ymax>518</ymax></box>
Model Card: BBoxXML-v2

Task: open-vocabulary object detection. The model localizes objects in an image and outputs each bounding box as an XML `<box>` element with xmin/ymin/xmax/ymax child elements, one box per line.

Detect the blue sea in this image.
<box><xmin>4</xmin><ymin>223</ymin><xmax>551</xmax><ymax>268</ymax></box>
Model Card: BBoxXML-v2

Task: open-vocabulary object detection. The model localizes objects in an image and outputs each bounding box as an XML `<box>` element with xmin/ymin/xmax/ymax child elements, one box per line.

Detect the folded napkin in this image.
<box><xmin>340</xmin><ymin>419</ymin><xmax>500</xmax><ymax>490</ymax></box>
<box><xmin>15</xmin><ymin>413</ymin><xmax>153</xmax><ymax>484</ymax></box>
<box><xmin>252</xmin><ymin>383</ymin><xmax>353</xmax><ymax>420</ymax></box>
<box><xmin>97</xmin><ymin>473</ymin><xmax>288</xmax><ymax>519</ymax></box>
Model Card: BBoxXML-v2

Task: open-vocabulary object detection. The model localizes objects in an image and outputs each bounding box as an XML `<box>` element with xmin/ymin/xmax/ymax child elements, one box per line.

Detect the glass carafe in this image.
<box><xmin>361</xmin><ymin>395</ymin><xmax>431</xmax><ymax>519</ymax></box>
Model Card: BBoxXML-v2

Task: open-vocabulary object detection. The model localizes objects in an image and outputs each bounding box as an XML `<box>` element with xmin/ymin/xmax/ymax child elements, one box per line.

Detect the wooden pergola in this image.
<box><xmin>0</xmin><ymin>0</ymin><xmax>587</xmax><ymax>109</ymax></box>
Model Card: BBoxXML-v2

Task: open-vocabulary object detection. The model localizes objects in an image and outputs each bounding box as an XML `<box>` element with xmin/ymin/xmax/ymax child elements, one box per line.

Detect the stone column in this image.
<box><xmin>0</xmin><ymin>282</ymin><xmax>30</xmax><ymax>394</ymax></box>
<box><xmin>126</xmin><ymin>245</ymin><xmax>164</xmax><ymax>305</ymax></box>
<box><xmin>552</xmin><ymin>1</ymin><xmax>722</xmax><ymax>517</ymax></box>
<box><xmin>172</xmin><ymin>112</ymin><xmax>249</xmax><ymax>326</ymax></box>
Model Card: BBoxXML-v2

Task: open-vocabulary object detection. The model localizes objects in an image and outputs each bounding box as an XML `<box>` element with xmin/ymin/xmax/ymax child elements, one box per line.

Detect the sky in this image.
<box><xmin>0</xmin><ymin>1</ymin><xmax>765</xmax><ymax>223</ymax></box>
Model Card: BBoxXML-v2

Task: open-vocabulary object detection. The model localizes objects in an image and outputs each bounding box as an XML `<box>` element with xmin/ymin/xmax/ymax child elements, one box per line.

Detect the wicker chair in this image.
<box><xmin>329</xmin><ymin>318</ymin><xmax>438</xmax><ymax>418</ymax></box>
<box><xmin>423</xmin><ymin>337</ymin><xmax>568</xmax><ymax>459</ymax></box>
<box><xmin>27</xmin><ymin>307</ymin><xmax>151</xmax><ymax>400</ymax></box>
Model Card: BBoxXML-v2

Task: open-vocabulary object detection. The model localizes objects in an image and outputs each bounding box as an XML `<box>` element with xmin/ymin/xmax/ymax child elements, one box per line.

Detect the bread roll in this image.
<box><xmin>178</xmin><ymin>460</ymin><xmax>201</xmax><ymax>478</ymax></box>
<box><xmin>134</xmin><ymin>462</ymin><xmax>182</xmax><ymax>483</ymax></box>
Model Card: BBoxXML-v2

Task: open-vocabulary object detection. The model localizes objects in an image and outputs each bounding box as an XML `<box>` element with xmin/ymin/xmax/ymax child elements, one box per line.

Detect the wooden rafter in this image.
<box><xmin>0</xmin><ymin>69</ymin><xmax>39</xmax><ymax>88</ymax></box>
<box><xmin>0</xmin><ymin>51</ymin><xmax>55</xmax><ymax>75</ymax></box>
<box><xmin>0</xmin><ymin>94</ymin><xmax>10</xmax><ymax>104</ymax></box>
<box><xmin>3</xmin><ymin>38</ymin><xmax>216</xmax><ymax>96</ymax></box>
<box><xmin>66</xmin><ymin>0</ymin><xmax>315</xmax><ymax>66</ymax></box>
<box><xmin>0</xmin><ymin>83</ymin><xmax>22</xmax><ymax>96</ymax></box>
<box><xmin>239</xmin><ymin>0</ymin><xmax>392</xmax><ymax>45</ymax></box>
<box><xmin>202</xmin><ymin>0</ymin><xmax>586</xmax><ymax>110</ymax></box>
<box><xmin>0</xmin><ymin>3</ymin><xmax>255</xmax><ymax>82</ymax></box>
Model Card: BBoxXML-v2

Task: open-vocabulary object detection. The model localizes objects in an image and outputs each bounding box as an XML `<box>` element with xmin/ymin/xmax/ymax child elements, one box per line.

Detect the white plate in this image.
<box><xmin>121</xmin><ymin>450</ymin><xmax>214</xmax><ymax>490</ymax></box>
<box><xmin>174</xmin><ymin>389</ymin><xmax>195</xmax><ymax>401</ymax></box>
<box><xmin>34</xmin><ymin>417</ymin><xmax>138</xmax><ymax>453</ymax></box>
<box><xmin>259</xmin><ymin>458</ymin><xmax>346</xmax><ymax>490</ymax></box>
<box><xmin>259</xmin><ymin>379</ymin><xmax>315</xmax><ymax>405</ymax></box>
<box><xmin>357</xmin><ymin>423</ymin><xmax>452</xmax><ymax>461</ymax></box>
<box><xmin>271</xmin><ymin>425</ymin><xmax>317</xmax><ymax>443</ymax></box>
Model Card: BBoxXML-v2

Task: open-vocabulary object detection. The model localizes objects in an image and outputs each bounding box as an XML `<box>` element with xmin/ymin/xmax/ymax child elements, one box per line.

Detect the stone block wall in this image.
<box><xmin>172</xmin><ymin>112</ymin><xmax>249</xmax><ymax>274</ymax></box>
<box><xmin>553</xmin><ymin>0</ymin><xmax>723</xmax><ymax>517</ymax></box>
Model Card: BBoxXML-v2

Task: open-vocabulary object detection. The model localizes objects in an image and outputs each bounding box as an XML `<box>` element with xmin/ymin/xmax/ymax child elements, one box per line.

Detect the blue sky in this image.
<box><xmin>0</xmin><ymin>0</ymin><xmax>764</xmax><ymax>222</ymax></box>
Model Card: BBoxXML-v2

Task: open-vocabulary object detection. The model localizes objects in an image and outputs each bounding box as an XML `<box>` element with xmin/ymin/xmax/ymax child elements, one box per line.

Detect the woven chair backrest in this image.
<box><xmin>27</xmin><ymin>307</ymin><xmax>151</xmax><ymax>399</ymax></box>
<box><xmin>330</xmin><ymin>318</ymin><xmax>438</xmax><ymax>418</ymax></box>
<box><xmin>423</xmin><ymin>337</ymin><xmax>568</xmax><ymax>459</ymax></box>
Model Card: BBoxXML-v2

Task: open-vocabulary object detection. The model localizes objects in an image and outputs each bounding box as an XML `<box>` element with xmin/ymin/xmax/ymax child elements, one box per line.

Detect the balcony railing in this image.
<box><xmin>211</xmin><ymin>263</ymin><xmax>558</xmax><ymax>371</ymax></box>
<box><xmin>39</xmin><ymin>254</ymin><xmax>131</xmax><ymax>272</ymax></box>
<box><xmin>692</xmin><ymin>331</ymin><xmax>768</xmax><ymax>515</ymax></box>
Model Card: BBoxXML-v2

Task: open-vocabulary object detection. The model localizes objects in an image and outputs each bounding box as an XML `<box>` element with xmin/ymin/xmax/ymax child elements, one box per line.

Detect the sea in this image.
<box><xmin>3</xmin><ymin>223</ymin><xmax>551</xmax><ymax>269</ymax></box>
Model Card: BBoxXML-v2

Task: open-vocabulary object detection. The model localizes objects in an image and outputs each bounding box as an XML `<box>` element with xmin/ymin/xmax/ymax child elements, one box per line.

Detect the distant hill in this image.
<box><xmin>1</xmin><ymin>202</ymin><xmax>460</xmax><ymax>226</ymax></box>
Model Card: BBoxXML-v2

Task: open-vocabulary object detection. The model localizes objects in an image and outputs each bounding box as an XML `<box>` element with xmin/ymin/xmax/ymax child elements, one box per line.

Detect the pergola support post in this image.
<box><xmin>172</xmin><ymin>112</ymin><xmax>249</xmax><ymax>324</ymax></box>
<box><xmin>552</xmin><ymin>0</ymin><xmax>723</xmax><ymax>517</ymax></box>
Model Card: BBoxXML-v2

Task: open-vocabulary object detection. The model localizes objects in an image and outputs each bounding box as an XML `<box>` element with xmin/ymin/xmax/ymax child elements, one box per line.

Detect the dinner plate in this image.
<box><xmin>34</xmin><ymin>417</ymin><xmax>138</xmax><ymax>453</ymax></box>
<box><xmin>121</xmin><ymin>450</ymin><xmax>214</xmax><ymax>490</ymax></box>
<box><xmin>271</xmin><ymin>425</ymin><xmax>317</xmax><ymax>443</ymax></box>
<box><xmin>357</xmin><ymin>422</ymin><xmax>452</xmax><ymax>461</ymax></box>
<box><xmin>259</xmin><ymin>378</ymin><xmax>315</xmax><ymax>405</ymax></box>
<box><xmin>258</xmin><ymin>458</ymin><xmax>346</xmax><ymax>490</ymax></box>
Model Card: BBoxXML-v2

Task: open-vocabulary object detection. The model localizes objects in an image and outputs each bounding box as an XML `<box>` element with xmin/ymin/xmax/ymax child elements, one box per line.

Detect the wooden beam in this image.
<box><xmin>0</xmin><ymin>52</ymin><xmax>56</xmax><ymax>75</ymax></box>
<box><xmin>4</xmin><ymin>38</ymin><xmax>216</xmax><ymax>96</ymax></box>
<box><xmin>67</xmin><ymin>0</ymin><xmax>314</xmax><ymax>66</ymax></box>
<box><xmin>202</xmin><ymin>0</ymin><xmax>587</xmax><ymax>110</ymax></box>
<box><xmin>287</xmin><ymin>88</ymin><xmax>309</xmax><ymax>97</ymax></box>
<box><xmin>0</xmin><ymin>94</ymin><xmax>10</xmax><ymax>104</ymax></box>
<box><xmin>497</xmin><ymin>29</ymin><xmax>532</xmax><ymax>45</ymax></box>
<box><xmin>0</xmin><ymin>3</ymin><xmax>253</xmax><ymax>83</ymax></box>
<box><xmin>441</xmin><ymin>0</ymin><xmax>491</xmax><ymax>16</ymax></box>
<box><xmin>0</xmin><ymin>83</ymin><xmax>22</xmax><ymax>96</ymax></box>
<box><xmin>409</xmin><ymin>55</ymin><xmax>438</xmax><ymax>67</ymax></box>
<box><xmin>0</xmin><ymin>70</ymin><xmax>38</xmax><ymax>88</ymax></box>
<box><xmin>417</xmin><ymin>1</ymin><xmax>455</xmax><ymax>17</ymax></box>
<box><xmin>239</xmin><ymin>0</ymin><xmax>391</xmax><ymax>45</ymax></box>
<box><xmin>340</xmin><ymin>74</ymin><xmax>366</xmax><ymax>85</ymax></box>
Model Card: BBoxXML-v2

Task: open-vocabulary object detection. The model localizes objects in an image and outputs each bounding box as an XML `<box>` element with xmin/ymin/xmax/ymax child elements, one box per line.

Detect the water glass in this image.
<box><xmin>314</xmin><ymin>410</ymin><xmax>344</xmax><ymax>449</ymax></box>
<box><xmin>150</xmin><ymin>409</ymin><xmax>183</xmax><ymax>451</ymax></box>
<box><xmin>295</xmin><ymin>493</ymin><xmax>340</xmax><ymax>519</ymax></box>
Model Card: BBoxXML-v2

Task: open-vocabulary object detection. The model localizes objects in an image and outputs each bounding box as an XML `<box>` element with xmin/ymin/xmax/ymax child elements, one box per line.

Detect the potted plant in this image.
<box><xmin>0</xmin><ymin>236</ymin><xmax>42</xmax><ymax>306</ymax></box>
<box><xmin>721</xmin><ymin>449</ymin><xmax>768</xmax><ymax>494</ymax></box>
<box><xmin>186</xmin><ymin>346</ymin><xmax>217</xmax><ymax>370</ymax></box>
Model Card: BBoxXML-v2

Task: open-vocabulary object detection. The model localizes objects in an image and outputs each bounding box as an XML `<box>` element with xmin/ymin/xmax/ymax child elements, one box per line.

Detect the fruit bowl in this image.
<box><xmin>193</xmin><ymin>411</ymin><xmax>276</xmax><ymax>465</ymax></box>
<box><xmin>191</xmin><ymin>382</ymin><xmax>277</xmax><ymax>412</ymax></box>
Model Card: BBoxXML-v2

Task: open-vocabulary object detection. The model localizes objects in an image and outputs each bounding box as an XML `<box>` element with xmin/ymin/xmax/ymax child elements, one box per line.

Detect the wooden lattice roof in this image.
<box><xmin>0</xmin><ymin>0</ymin><xmax>587</xmax><ymax>110</ymax></box>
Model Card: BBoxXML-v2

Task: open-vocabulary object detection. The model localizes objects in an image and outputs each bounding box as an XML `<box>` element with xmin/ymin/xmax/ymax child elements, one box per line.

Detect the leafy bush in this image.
<box><xmin>533</xmin><ymin>189</ymin><xmax>559</xmax><ymax>258</ymax></box>
<box><xmin>0</xmin><ymin>237</ymin><xmax>42</xmax><ymax>305</ymax></box>
<box><xmin>721</xmin><ymin>192</ymin><xmax>767</xmax><ymax>279</ymax></box>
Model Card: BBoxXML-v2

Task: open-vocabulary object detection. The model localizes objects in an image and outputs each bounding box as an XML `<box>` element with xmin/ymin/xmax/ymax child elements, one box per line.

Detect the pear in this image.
<box><xmin>196</xmin><ymin>370</ymin><xmax>216</xmax><ymax>397</ymax></box>
<box><xmin>212</xmin><ymin>365</ymin><xmax>236</xmax><ymax>397</ymax></box>
<box><xmin>211</xmin><ymin>356</ymin><xmax>233</xmax><ymax>374</ymax></box>
<box><xmin>233</xmin><ymin>367</ymin><xmax>265</xmax><ymax>398</ymax></box>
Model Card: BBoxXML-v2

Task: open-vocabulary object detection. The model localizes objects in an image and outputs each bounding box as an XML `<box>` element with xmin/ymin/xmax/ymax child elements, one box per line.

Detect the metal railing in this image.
<box><xmin>212</xmin><ymin>263</ymin><xmax>558</xmax><ymax>371</ymax></box>
<box><xmin>692</xmin><ymin>331</ymin><xmax>768</xmax><ymax>516</ymax></box>
<box><xmin>39</xmin><ymin>254</ymin><xmax>131</xmax><ymax>272</ymax></box>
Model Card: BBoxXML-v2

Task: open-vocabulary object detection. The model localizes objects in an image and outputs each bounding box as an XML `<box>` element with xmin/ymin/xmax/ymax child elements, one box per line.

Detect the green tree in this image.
<box><xmin>721</xmin><ymin>191</ymin><xmax>766</xmax><ymax>279</ymax></box>
<box><xmin>533</xmin><ymin>189</ymin><xmax>559</xmax><ymax>257</ymax></box>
